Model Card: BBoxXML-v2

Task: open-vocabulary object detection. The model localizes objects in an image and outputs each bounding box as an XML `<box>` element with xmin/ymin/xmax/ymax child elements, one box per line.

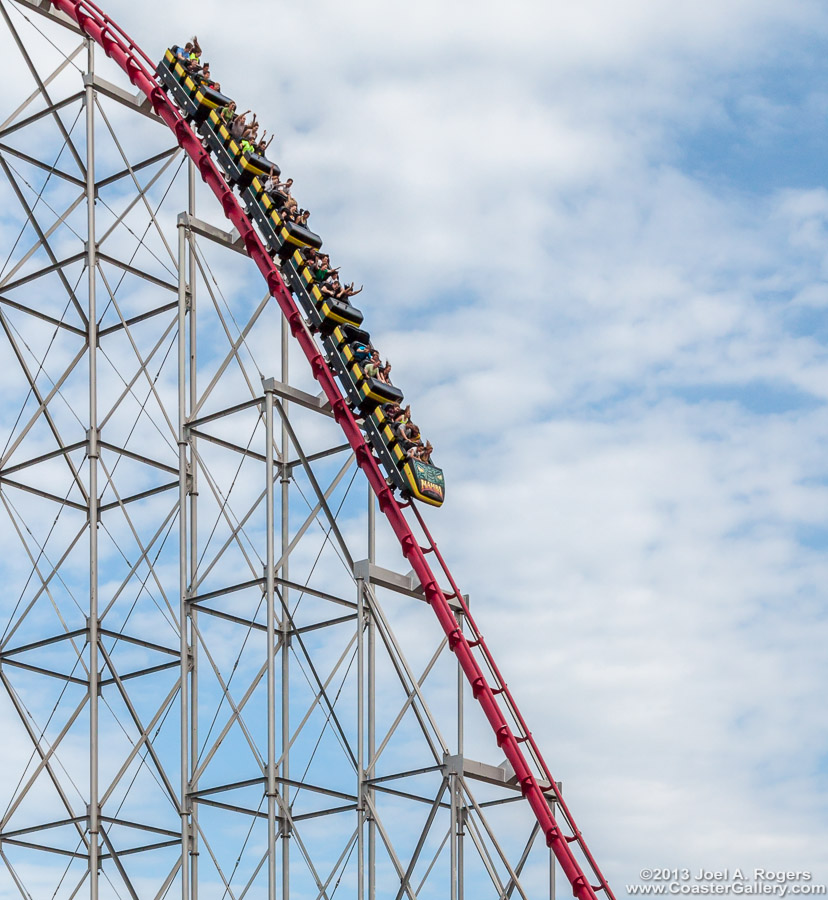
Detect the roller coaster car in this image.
<box><xmin>156</xmin><ymin>49</ymin><xmax>201</xmax><ymax>119</ymax></box>
<box><xmin>319</xmin><ymin>323</ymin><xmax>401</xmax><ymax>412</ymax></box>
<box><xmin>241</xmin><ymin>185</ymin><xmax>322</xmax><ymax>262</ymax></box>
<box><xmin>241</xmin><ymin>177</ymin><xmax>284</xmax><ymax>247</ymax></box>
<box><xmin>340</xmin><ymin>345</ymin><xmax>404</xmax><ymax>411</ymax></box>
<box><xmin>328</xmin><ymin>323</ymin><xmax>372</xmax><ymax>354</ymax></box>
<box><xmin>284</xmin><ymin>255</ymin><xmax>362</xmax><ymax>332</ymax></box>
<box><xmin>198</xmin><ymin>109</ymin><xmax>245</xmax><ymax>184</ymax></box>
<box><xmin>199</xmin><ymin>109</ymin><xmax>233</xmax><ymax>149</ymax></box>
<box><xmin>320</xmin><ymin>325</ymin><xmax>370</xmax><ymax>409</ymax></box>
<box><xmin>277</xmin><ymin>221</ymin><xmax>324</xmax><ymax>258</ymax></box>
<box><xmin>237</xmin><ymin>150</ymin><xmax>279</xmax><ymax>190</ymax></box>
<box><xmin>191</xmin><ymin>84</ymin><xmax>234</xmax><ymax>124</ymax></box>
<box><xmin>406</xmin><ymin>459</ymin><xmax>445</xmax><ymax>506</ymax></box>
<box><xmin>366</xmin><ymin>406</ymin><xmax>444</xmax><ymax>506</ymax></box>
<box><xmin>156</xmin><ymin>52</ymin><xmax>445</xmax><ymax>506</ymax></box>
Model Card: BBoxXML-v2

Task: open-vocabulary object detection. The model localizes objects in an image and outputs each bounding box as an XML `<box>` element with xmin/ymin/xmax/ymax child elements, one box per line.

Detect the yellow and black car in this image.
<box><xmin>156</xmin><ymin>48</ymin><xmax>445</xmax><ymax>507</ymax></box>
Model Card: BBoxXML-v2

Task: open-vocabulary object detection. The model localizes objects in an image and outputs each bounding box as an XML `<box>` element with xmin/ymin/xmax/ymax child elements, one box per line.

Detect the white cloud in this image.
<box><xmin>2</xmin><ymin>0</ymin><xmax>828</xmax><ymax>896</ymax></box>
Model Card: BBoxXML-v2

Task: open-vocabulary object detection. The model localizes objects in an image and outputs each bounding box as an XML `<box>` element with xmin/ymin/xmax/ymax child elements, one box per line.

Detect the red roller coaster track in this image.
<box><xmin>39</xmin><ymin>1</ymin><xmax>616</xmax><ymax>896</ymax></box>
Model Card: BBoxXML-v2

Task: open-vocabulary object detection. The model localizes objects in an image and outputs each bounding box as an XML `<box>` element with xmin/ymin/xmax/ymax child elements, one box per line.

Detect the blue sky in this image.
<box><xmin>1</xmin><ymin>0</ymin><xmax>828</xmax><ymax>896</ymax></box>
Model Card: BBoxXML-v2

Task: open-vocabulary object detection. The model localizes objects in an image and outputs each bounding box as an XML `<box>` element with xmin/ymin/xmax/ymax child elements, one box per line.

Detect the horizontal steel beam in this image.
<box><xmin>0</xmin><ymin>440</ymin><xmax>86</xmax><ymax>477</ymax></box>
<box><xmin>190</xmin><ymin>577</ymin><xmax>265</xmax><ymax>605</ymax></box>
<box><xmin>99</xmin><ymin>816</ymin><xmax>180</xmax><ymax>839</ymax></box>
<box><xmin>87</xmin><ymin>73</ymin><xmax>156</xmax><ymax>121</ymax></box>
<box><xmin>262</xmin><ymin>377</ymin><xmax>332</xmax><ymax>417</ymax></box>
<box><xmin>188</xmin><ymin>427</ymin><xmax>267</xmax><ymax>463</ymax></box>
<box><xmin>98</xmin><ymin>629</ymin><xmax>178</xmax><ymax>657</ymax></box>
<box><xmin>0</xmin><ymin>141</ymin><xmax>85</xmax><ymax>187</ymax></box>
<box><xmin>188</xmin><ymin>396</ymin><xmax>262</xmax><ymax>429</ymax></box>
<box><xmin>99</xmin><ymin>659</ymin><xmax>179</xmax><ymax>687</ymax></box>
<box><xmin>286</xmin><ymin>442</ymin><xmax>351</xmax><ymax>472</ymax></box>
<box><xmin>294</xmin><ymin>613</ymin><xmax>358</xmax><ymax>635</ymax></box>
<box><xmin>97</xmin><ymin>301</ymin><xmax>178</xmax><ymax>338</ymax></box>
<box><xmin>0</xmin><ymin>657</ymin><xmax>87</xmax><ymax>685</ymax></box>
<box><xmin>7</xmin><ymin>0</ymin><xmax>84</xmax><ymax>34</ymax></box>
<box><xmin>0</xmin><ymin>294</ymin><xmax>86</xmax><ymax>337</ymax></box>
<box><xmin>178</xmin><ymin>212</ymin><xmax>246</xmax><ymax>255</ymax></box>
<box><xmin>1</xmin><ymin>815</ymin><xmax>85</xmax><ymax>840</ymax></box>
<box><xmin>99</xmin><ymin>480</ymin><xmax>178</xmax><ymax>513</ymax></box>
<box><xmin>0</xmin><ymin>92</ymin><xmax>84</xmax><ymax>140</ymax></box>
<box><xmin>96</xmin><ymin>252</ymin><xmax>177</xmax><ymax>293</ymax></box>
<box><xmin>1</xmin><ymin>628</ymin><xmax>86</xmax><ymax>658</ymax></box>
<box><xmin>0</xmin><ymin>475</ymin><xmax>87</xmax><ymax>511</ymax></box>
<box><xmin>189</xmin><ymin>777</ymin><xmax>265</xmax><ymax>799</ymax></box>
<box><xmin>99</xmin><ymin>838</ymin><xmax>180</xmax><ymax>859</ymax></box>
<box><xmin>96</xmin><ymin>146</ymin><xmax>179</xmax><ymax>190</ymax></box>
<box><xmin>0</xmin><ymin>251</ymin><xmax>86</xmax><ymax>293</ymax></box>
<box><xmin>444</xmin><ymin>754</ymin><xmax>520</xmax><ymax>789</ymax></box>
<box><xmin>0</xmin><ymin>837</ymin><xmax>88</xmax><ymax>859</ymax></box>
<box><xmin>367</xmin><ymin>764</ymin><xmax>444</xmax><ymax>787</ymax></box>
<box><xmin>96</xmin><ymin>441</ymin><xmax>178</xmax><ymax>476</ymax></box>
<box><xmin>354</xmin><ymin>559</ymin><xmax>462</xmax><ymax>611</ymax></box>
<box><xmin>183</xmin><ymin>604</ymin><xmax>267</xmax><ymax>633</ymax></box>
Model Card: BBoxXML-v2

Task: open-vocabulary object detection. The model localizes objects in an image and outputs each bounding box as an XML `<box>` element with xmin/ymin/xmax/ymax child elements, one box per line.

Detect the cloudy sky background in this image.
<box><xmin>3</xmin><ymin>0</ymin><xmax>828</xmax><ymax>894</ymax></box>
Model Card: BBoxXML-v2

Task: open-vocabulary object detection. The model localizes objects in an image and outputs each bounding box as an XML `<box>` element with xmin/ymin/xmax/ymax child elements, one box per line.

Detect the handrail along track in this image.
<box><xmin>32</xmin><ymin>2</ymin><xmax>616</xmax><ymax>896</ymax></box>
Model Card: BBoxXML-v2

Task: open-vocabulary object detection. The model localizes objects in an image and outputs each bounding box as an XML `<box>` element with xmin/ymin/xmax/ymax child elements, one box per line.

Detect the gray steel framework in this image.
<box><xmin>0</xmin><ymin>2</ymin><xmax>564</xmax><ymax>897</ymax></box>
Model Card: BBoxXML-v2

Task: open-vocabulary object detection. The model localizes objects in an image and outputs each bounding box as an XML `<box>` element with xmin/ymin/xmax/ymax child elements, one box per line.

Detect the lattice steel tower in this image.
<box><xmin>0</xmin><ymin>1</ymin><xmax>614</xmax><ymax>898</ymax></box>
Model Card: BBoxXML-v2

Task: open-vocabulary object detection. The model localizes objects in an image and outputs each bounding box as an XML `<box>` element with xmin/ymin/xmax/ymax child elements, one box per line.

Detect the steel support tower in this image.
<box><xmin>0</xmin><ymin>2</ymin><xmax>612</xmax><ymax>898</ymax></box>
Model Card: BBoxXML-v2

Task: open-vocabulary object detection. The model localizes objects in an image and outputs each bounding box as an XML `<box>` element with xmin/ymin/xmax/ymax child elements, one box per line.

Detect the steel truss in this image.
<box><xmin>0</xmin><ymin>2</ymin><xmax>601</xmax><ymax>898</ymax></box>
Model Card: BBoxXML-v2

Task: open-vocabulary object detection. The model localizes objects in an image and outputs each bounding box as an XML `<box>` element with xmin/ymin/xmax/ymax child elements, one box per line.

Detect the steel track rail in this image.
<box><xmin>37</xmin><ymin>2</ymin><xmax>615</xmax><ymax>895</ymax></box>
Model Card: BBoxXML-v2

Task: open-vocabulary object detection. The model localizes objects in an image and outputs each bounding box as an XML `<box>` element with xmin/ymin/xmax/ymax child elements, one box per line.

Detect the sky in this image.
<box><xmin>1</xmin><ymin>0</ymin><xmax>828</xmax><ymax>896</ymax></box>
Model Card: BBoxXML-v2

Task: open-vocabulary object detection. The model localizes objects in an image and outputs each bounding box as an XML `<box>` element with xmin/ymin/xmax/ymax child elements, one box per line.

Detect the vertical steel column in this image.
<box><xmin>187</xmin><ymin>167</ymin><xmax>200</xmax><ymax>900</ymax></box>
<box><xmin>549</xmin><ymin>794</ymin><xmax>557</xmax><ymax>900</ymax></box>
<box><xmin>356</xmin><ymin>568</ymin><xmax>365</xmax><ymax>899</ymax></box>
<box><xmin>84</xmin><ymin>37</ymin><xmax>100</xmax><ymax>900</ymax></box>
<box><xmin>177</xmin><ymin>217</ymin><xmax>191</xmax><ymax>900</ymax></box>
<box><xmin>265</xmin><ymin>384</ymin><xmax>277</xmax><ymax>900</ymax></box>
<box><xmin>451</xmin><ymin>608</ymin><xmax>464</xmax><ymax>900</ymax></box>
<box><xmin>280</xmin><ymin>317</ymin><xmax>290</xmax><ymax>897</ymax></box>
<box><xmin>450</xmin><ymin>781</ymin><xmax>458</xmax><ymax>900</ymax></box>
<box><xmin>367</xmin><ymin>487</ymin><xmax>376</xmax><ymax>900</ymax></box>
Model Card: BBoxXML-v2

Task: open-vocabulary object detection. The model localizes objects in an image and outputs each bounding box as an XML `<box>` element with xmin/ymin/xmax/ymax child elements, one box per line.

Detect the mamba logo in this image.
<box><xmin>420</xmin><ymin>480</ymin><xmax>444</xmax><ymax>498</ymax></box>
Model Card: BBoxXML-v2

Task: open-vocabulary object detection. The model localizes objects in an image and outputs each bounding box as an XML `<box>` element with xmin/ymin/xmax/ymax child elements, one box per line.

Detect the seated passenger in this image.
<box><xmin>283</xmin><ymin>195</ymin><xmax>300</xmax><ymax>221</ymax></box>
<box><xmin>278</xmin><ymin>177</ymin><xmax>294</xmax><ymax>204</ymax></box>
<box><xmin>230</xmin><ymin>112</ymin><xmax>249</xmax><ymax>141</ymax></box>
<box><xmin>364</xmin><ymin>350</ymin><xmax>391</xmax><ymax>384</ymax></box>
<box><xmin>198</xmin><ymin>63</ymin><xmax>220</xmax><ymax>92</ymax></box>
<box><xmin>255</xmin><ymin>133</ymin><xmax>274</xmax><ymax>156</ymax></box>
<box><xmin>336</xmin><ymin>281</ymin><xmax>363</xmax><ymax>301</ymax></box>
<box><xmin>416</xmin><ymin>441</ymin><xmax>434</xmax><ymax>464</ymax></box>
<box><xmin>319</xmin><ymin>273</ymin><xmax>341</xmax><ymax>298</ymax></box>
<box><xmin>396</xmin><ymin>420</ymin><xmax>420</xmax><ymax>446</ymax></box>
<box><xmin>351</xmin><ymin>341</ymin><xmax>371</xmax><ymax>362</ymax></box>
<box><xmin>220</xmin><ymin>101</ymin><xmax>240</xmax><ymax>126</ymax></box>
<box><xmin>184</xmin><ymin>37</ymin><xmax>202</xmax><ymax>75</ymax></box>
<box><xmin>383</xmin><ymin>402</ymin><xmax>410</xmax><ymax>425</ymax></box>
<box><xmin>263</xmin><ymin>167</ymin><xmax>283</xmax><ymax>196</ymax></box>
<box><xmin>295</xmin><ymin>208</ymin><xmax>311</xmax><ymax>227</ymax></box>
<box><xmin>312</xmin><ymin>254</ymin><xmax>336</xmax><ymax>283</ymax></box>
<box><xmin>240</xmin><ymin>137</ymin><xmax>256</xmax><ymax>155</ymax></box>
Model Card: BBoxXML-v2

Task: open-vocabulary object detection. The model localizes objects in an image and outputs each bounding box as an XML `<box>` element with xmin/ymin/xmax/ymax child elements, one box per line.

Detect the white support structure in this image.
<box><xmin>0</xmin><ymin>3</ymin><xmax>565</xmax><ymax>897</ymax></box>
